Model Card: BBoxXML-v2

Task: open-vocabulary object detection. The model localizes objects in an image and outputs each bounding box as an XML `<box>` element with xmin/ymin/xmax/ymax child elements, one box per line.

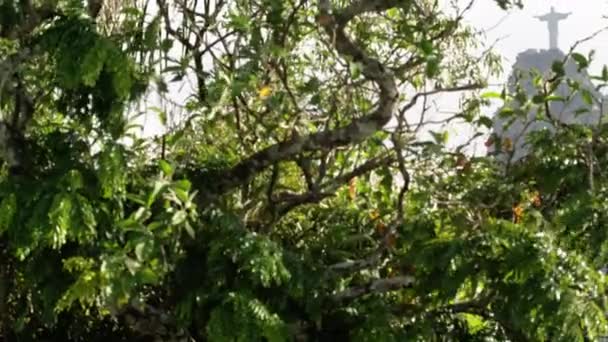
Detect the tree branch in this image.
<box><xmin>399</xmin><ymin>83</ymin><xmax>482</xmax><ymax>116</ymax></box>
<box><xmin>275</xmin><ymin>154</ymin><xmax>395</xmax><ymax>215</ymax></box>
<box><xmin>333</xmin><ymin>275</ymin><xmax>415</xmax><ymax>301</ymax></box>
<box><xmin>335</xmin><ymin>0</ymin><xmax>409</xmax><ymax>27</ymax></box>
<box><xmin>328</xmin><ymin>251</ymin><xmax>385</xmax><ymax>274</ymax></box>
<box><xmin>199</xmin><ymin>0</ymin><xmax>399</xmax><ymax>203</ymax></box>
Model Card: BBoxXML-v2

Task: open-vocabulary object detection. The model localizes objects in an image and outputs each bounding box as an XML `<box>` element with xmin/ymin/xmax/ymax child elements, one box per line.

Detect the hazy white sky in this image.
<box><xmin>466</xmin><ymin>0</ymin><xmax>608</xmax><ymax>75</ymax></box>
<box><xmin>433</xmin><ymin>0</ymin><xmax>608</xmax><ymax>153</ymax></box>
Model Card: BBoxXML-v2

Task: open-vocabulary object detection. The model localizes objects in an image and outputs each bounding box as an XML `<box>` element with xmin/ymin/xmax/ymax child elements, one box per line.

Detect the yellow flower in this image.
<box><xmin>369</xmin><ymin>210</ymin><xmax>380</xmax><ymax>220</ymax></box>
<box><xmin>258</xmin><ymin>85</ymin><xmax>272</xmax><ymax>99</ymax></box>
<box><xmin>348</xmin><ymin>178</ymin><xmax>357</xmax><ymax>201</ymax></box>
<box><xmin>513</xmin><ymin>204</ymin><xmax>524</xmax><ymax>223</ymax></box>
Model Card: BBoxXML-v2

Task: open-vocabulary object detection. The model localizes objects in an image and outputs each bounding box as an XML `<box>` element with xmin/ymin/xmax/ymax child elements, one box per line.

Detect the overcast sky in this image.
<box><xmin>466</xmin><ymin>0</ymin><xmax>608</xmax><ymax>76</ymax></box>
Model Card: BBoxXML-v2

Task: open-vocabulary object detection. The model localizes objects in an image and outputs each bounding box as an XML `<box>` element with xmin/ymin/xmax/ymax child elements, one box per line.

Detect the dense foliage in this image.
<box><xmin>0</xmin><ymin>0</ymin><xmax>607</xmax><ymax>341</ymax></box>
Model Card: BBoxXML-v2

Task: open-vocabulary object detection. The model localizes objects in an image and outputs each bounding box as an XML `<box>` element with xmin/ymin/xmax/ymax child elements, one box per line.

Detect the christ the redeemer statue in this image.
<box><xmin>535</xmin><ymin>7</ymin><xmax>571</xmax><ymax>50</ymax></box>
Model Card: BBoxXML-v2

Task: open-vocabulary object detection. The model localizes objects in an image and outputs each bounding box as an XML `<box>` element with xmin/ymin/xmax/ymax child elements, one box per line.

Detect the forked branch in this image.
<box><xmin>200</xmin><ymin>0</ymin><xmax>400</xmax><ymax>202</ymax></box>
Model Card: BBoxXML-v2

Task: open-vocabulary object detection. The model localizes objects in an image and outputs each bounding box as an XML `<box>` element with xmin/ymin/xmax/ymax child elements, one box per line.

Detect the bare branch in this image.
<box><xmin>400</xmin><ymin>83</ymin><xmax>482</xmax><ymax>117</ymax></box>
<box><xmin>333</xmin><ymin>275</ymin><xmax>415</xmax><ymax>301</ymax></box>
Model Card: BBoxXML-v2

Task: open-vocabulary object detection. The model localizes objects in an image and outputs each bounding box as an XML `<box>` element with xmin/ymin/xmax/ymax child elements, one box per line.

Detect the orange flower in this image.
<box><xmin>348</xmin><ymin>178</ymin><xmax>357</xmax><ymax>200</ymax></box>
<box><xmin>375</xmin><ymin>221</ymin><xmax>386</xmax><ymax>235</ymax></box>
<box><xmin>513</xmin><ymin>204</ymin><xmax>524</xmax><ymax>223</ymax></box>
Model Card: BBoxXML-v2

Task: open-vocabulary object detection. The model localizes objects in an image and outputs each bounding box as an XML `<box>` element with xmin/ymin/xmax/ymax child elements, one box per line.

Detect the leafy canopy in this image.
<box><xmin>0</xmin><ymin>0</ymin><xmax>606</xmax><ymax>341</ymax></box>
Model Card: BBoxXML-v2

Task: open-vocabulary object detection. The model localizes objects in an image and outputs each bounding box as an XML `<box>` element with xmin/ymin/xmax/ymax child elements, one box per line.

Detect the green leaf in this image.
<box><xmin>132</xmin><ymin>207</ymin><xmax>150</xmax><ymax>223</ymax></box>
<box><xmin>48</xmin><ymin>193</ymin><xmax>73</xmax><ymax>249</ymax></box>
<box><xmin>229</xmin><ymin>13</ymin><xmax>251</xmax><ymax>31</ymax></box>
<box><xmin>80</xmin><ymin>38</ymin><xmax>110</xmax><ymax>87</ymax></box>
<box><xmin>575</xmin><ymin>107</ymin><xmax>590</xmax><ymax>116</ymax></box>
<box><xmin>552</xmin><ymin>61</ymin><xmax>565</xmax><ymax>76</ymax></box>
<box><xmin>425</xmin><ymin>56</ymin><xmax>439</xmax><ymax>77</ymax></box>
<box><xmin>498</xmin><ymin>107</ymin><xmax>515</xmax><ymax>118</ymax></box>
<box><xmin>124</xmin><ymin>257</ymin><xmax>141</xmax><ymax>275</ymax></box>
<box><xmin>350</xmin><ymin>62</ymin><xmax>362</xmax><ymax>79</ymax></box>
<box><xmin>173</xmin><ymin>188</ymin><xmax>190</xmax><ymax>204</ymax></box>
<box><xmin>66</xmin><ymin>170</ymin><xmax>84</xmax><ymax>191</ymax></box>
<box><xmin>77</xmin><ymin>195</ymin><xmax>97</xmax><ymax>237</ymax></box>
<box><xmin>171</xmin><ymin>210</ymin><xmax>187</xmax><ymax>226</ymax></box>
<box><xmin>126</xmin><ymin>193</ymin><xmax>147</xmax><ymax>206</ymax></box>
<box><xmin>572</xmin><ymin>53</ymin><xmax>589</xmax><ymax>70</ymax></box>
<box><xmin>138</xmin><ymin>267</ymin><xmax>159</xmax><ymax>284</ymax></box>
<box><xmin>386</xmin><ymin>8</ymin><xmax>400</xmax><ymax>19</ymax></box>
<box><xmin>99</xmin><ymin>144</ymin><xmax>127</xmax><ymax>198</ymax></box>
<box><xmin>173</xmin><ymin>179</ymin><xmax>191</xmax><ymax>192</ymax></box>
<box><xmin>183</xmin><ymin>222</ymin><xmax>196</xmax><ymax>239</ymax></box>
<box><xmin>430</xmin><ymin>130</ymin><xmax>448</xmax><ymax>144</ymax></box>
<box><xmin>147</xmin><ymin>180</ymin><xmax>169</xmax><ymax>207</ymax></box>
<box><xmin>532</xmin><ymin>94</ymin><xmax>545</xmax><ymax>104</ymax></box>
<box><xmin>0</xmin><ymin>193</ymin><xmax>17</xmax><ymax>234</ymax></box>
<box><xmin>159</xmin><ymin>160</ymin><xmax>173</xmax><ymax>177</ymax></box>
<box><xmin>160</xmin><ymin>38</ymin><xmax>174</xmax><ymax>52</ymax></box>
<box><xmin>581</xmin><ymin>89</ymin><xmax>594</xmax><ymax>105</ymax></box>
<box><xmin>545</xmin><ymin>95</ymin><xmax>565</xmax><ymax>102</ymax></box>
<box><xmin>144</xmin><ymin>15</ymin><xmax>161</xmax><ymax>49</ymax></box>
<box><xmin>420</xmin><ymin>40</ymin><xmax>434</xmax><ymax>55</ymax></box>
<box><xmin>481</xmin><ymin>91</ymin><xmax>503</xmax><ymax>99</ymax></box>
<box><xmin>134</xmin><ymin>240</ymin><xmax>152</xmax><ymax>262</ymax></box>
<box><xmin>477</xmin><ymin>116</ymin><xmax>494</xmax><ymax>128</ymax></box>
